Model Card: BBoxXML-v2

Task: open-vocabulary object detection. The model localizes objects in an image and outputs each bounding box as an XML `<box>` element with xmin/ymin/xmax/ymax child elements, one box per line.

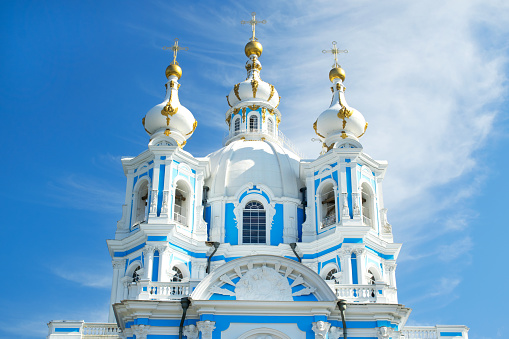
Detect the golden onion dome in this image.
<box><xmin>166</xmin><ymin>63</ymin><xmax>182</xmax><ymax>79</ymax></box>
<box><xmin>329</xmin><ymin>66</ymin><xmax>346</xmax><ymax>82</ymax></box>
<box><xmin>245</xmin><ymin>41</ymin><xmax>263</xmax><ymax>57</ymax></box>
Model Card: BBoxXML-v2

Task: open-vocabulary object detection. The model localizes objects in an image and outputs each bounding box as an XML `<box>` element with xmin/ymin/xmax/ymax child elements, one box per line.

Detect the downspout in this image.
<box><xmin>205</xmin><ymin>241</ymin><xmax>220</xmax><ymax>274</ymax></box>
<box><xmin>289</xmin><ymin>243</ymin><xmax>301</xmax><ymax>263</ymax></box>
<box><xmin>337</xmin><ymin>299</ymin><xmax>347</xmax><ymax>339</ymax></box>
<box><xmin>179</xmin><ymin>297</ymin><xmax>191</xmax><ymax>339</ymax></box>
<box><xmin>202</xmin><ymin>186</ymin><xmax>209</xmax><ymax>219</ymax></box>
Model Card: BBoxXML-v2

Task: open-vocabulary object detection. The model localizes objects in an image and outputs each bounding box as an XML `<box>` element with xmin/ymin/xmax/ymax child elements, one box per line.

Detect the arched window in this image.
<box><xmin>132</xmin><ymin>266</ymin><xmax>141</xmax><ymax>283</ymax></box>
<box><xmin>325</xmin><ymin>268</ymin><xmax>338</xmax><ymax>281</ymax></box>
<box><xmin>234</xmin><ymin>117</ymin><xmax>240</xmax><ymax>134</ymax></box>
<box><xmin>361</xmin><ymin>183</ymin><xmax>374</xmax><ymax>228</ymax></box>
<box><xmin>319</xmin><ymin>182</ymin><xmax>336</xmax><ymax>228</ymax></box>
<box><xmin>174</xmin><ymin>180</ymin><xmax>190</xmax><ymax>226</ymax></box>
<box><xmin>267</xmin><ymin>118</ymin><xmax>274</xmax><ymax>135</ymax></box>
<box><xmin>134</xmin><ymin>180</ymin><xmax>149</xmax><ymax>226</ymax></box>
<box><xmin>171</xmin><ymin>267</ymin><xmax>184</xmax><ymax>282</ymax></box>
<box><xmin>242</xmin><ymin>201</ymin><xmax>266</xmax><ymax>244</ymax></box>
<box><xmin>249</xmin><ymin>115</ymin><xmax>258</xmax><ymax>132</ymax></box>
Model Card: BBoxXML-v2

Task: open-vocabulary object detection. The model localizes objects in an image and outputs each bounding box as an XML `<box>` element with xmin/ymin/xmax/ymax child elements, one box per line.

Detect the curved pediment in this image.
<box><xmin>191</xmin><ymin>255</ymin><xmax>336</xmax><ymax>302</ymax></box>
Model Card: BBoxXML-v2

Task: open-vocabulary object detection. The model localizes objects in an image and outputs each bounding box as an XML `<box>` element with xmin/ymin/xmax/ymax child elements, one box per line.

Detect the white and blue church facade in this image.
<box><xmin>47</xmin><ymin>20</ymin><xmax>470</xmax><ymax>339</ymax></box>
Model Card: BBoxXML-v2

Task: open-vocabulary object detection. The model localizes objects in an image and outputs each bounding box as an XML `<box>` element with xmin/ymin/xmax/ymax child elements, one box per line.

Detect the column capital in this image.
<box><xmin>197</xmin><ymin>320</ymin><xmax>216</xmax><ymax>339</ymax></box>
<box><xmin>378</xmin><ymin>326</ymin><xmax>393</xmax><ymax>339</ymax></box>
<box><xmin>132</xmin><ymin>324</ymin><xmax>150</xmax><ymax>339</ymax></box>
<box><xmin>312</xmin><ymin>321</ymin><xmax>331</xmax><ymax>339</ymax></box>
<box><xmin>183</xmin><ymin>324</ymin><xmax>199</xmax><ymax>339</ymax></box>
<box><xmin>143</xmin><ymin>245</ymin><xmax>155</xmax><ymax>257</ymax></box>
<box><xmin>112</xmin><ymin>259</ymin><xmax>126</xmax><ymax>270</ymax></box>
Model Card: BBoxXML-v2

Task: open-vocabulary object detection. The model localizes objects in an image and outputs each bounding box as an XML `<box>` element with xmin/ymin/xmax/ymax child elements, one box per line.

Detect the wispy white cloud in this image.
<box><xmin>52</xmin><ymin>266</ymin><xmax>112</xmax><ymax>289</ymax></box>
<box><xmin>45</xmin><ymin>173</ymin><xmax>124</xmax><ymax>214</ymax></box>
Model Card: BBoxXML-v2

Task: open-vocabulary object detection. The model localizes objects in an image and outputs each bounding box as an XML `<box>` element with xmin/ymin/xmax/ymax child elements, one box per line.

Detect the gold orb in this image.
<box><xmin>329</xmin><ymin>67</ymin><xmax>346</xmax><ymax>82</ymax></box>
<box><xmin>166</xmin><ymin>63</ymin><xmax>182</xmax><ymax>79</ymax></box>
<box><xmin>245</xmin><ymin>41</ymin><xmax>263</xmax><ymax>57</ymax></box>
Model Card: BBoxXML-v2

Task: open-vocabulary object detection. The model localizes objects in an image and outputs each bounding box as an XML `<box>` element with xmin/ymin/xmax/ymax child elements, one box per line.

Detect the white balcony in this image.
<box><xmin>130</xmin><ymin>281</ymin><xmax>191</xmax><ymax>301</ymax></box>
<box><xmin>402</xmin><ymin>326</ymin><xmax>469</xmax><ymax>339</ymax></box>
<box><xmin>173</xmin><ymin>211</ymin><xmax>187</xmax><ymax>226</ymax></box>
<box><xmin>82</xmin><ymin>323</ymin><xmax>121</xmax><ymax>338</ymax></box>
<box><xmin>331</xmin><ymin>284</ymin><xmax>398</xmax><ymax>304</ymax></box>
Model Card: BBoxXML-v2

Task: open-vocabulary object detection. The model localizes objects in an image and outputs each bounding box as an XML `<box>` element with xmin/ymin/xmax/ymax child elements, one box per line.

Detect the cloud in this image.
<box><xmin>51</xmin><ymin>266</ymin><xmax>112</xmax><ymax>289</ymax></box>
<box><xmin>45</xmin><ymin>173</ymin><xmax>124</xmax><ymax>214</ymax></box>
<box><xmin>405</xmin><ymin>276</ymin><xmax>462</xmax><ymax>305</ymax></box>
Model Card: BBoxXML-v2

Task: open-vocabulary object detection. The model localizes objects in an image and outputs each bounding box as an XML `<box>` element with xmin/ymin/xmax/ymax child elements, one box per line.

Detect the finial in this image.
<box><xmin>241</xmin><ymin>12</ymin><xmax>266</xmax><ymax>41</ymax></box>
<box><xmin>322</xmin><ymin>41</ymin><xmax>348</xmax><ymax>68</ymax></box>
<box><xmin>163</xmin><ymin>38</ymin><xmax>189</xmax><ymax>80</ymax></box>
<box><xmin>163</xmin><ymin>38</ymin><xmax>189</xmax><ymax>65</ymax></box>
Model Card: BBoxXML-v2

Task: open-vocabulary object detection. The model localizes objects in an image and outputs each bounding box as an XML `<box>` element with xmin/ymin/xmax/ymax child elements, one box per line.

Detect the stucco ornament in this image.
<box><xmin>329</xmin><ymin>326</ymin><xmax>343</xmax><ymax>339</ymax></box>
<box><xmin>183</xmin><ymin>324</ymin><xmax>199</xmax><ymax>339</ymax></box>
<box><xmin>378</xmin><ymin>326</ymin><xmax>393</xmax><ymax>339</ymax></box>
<box><xmin>236</xmin><ymin>266</ymin><xmax>292</xmax><ymax>301</ymax></box>
<box><xmin>197</xmin><ymin>320</ymin><xmax>216</xmax><ymax>339</ymax></box>
<box><xmin>312</xmin><ymin>321</ymin><xmax>331</xmax><ymax>339</ymax></box>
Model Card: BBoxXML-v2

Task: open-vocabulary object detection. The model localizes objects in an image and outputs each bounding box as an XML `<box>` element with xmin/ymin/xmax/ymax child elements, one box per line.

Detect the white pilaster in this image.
<box><xmin>197</xmin><ymin>320</ymin><xmax>216</xmax><ymax>339</ymax></box>
<box><xmin>312</xmin><ymin>321</ymin><xmax>331</xmax><ymax>339</ymax></box>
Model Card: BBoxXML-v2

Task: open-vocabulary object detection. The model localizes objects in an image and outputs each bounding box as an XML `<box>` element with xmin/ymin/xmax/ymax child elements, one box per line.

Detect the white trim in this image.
<box><xmin>238</xmin><ymin>327</ymin><xmax>292</xmax><ymax>339</ymax></box>
<box><xmin>234</xmin><ymin>187</ymin><xmax>276</xmax><ymax>245</ymax></box>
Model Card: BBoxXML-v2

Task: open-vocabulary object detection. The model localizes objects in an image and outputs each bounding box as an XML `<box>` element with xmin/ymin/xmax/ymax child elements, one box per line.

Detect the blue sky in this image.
<box><xmin>1</xmin><ymin>1</ymin><xmax>508</xmax><ymax>338</ymax></box>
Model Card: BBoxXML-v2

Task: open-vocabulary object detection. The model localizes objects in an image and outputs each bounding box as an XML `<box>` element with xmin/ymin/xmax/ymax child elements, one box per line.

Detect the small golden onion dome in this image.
<box><xmin>245</xmin><ymin>41</ymin><xmax>263</xmax><ymax>57</ymax></box>
<box><xmin>166</xmin><ymin>63</ymin><xmax>182</xmax><ymax>79</ymax></box>
<box><xmin>329</xmin><ymin>66</ymin><xmax>346</xmax><ymax>82</ymax></box>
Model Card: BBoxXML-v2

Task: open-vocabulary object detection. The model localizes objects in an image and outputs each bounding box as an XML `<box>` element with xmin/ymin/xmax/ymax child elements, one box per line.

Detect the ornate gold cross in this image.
<box><xmin>163</xmin><ymin>38</ymin><xmax>189</xmax><ymax>65</ymax></box>
<box><xmin>241</xmin><ymin>12</ymin><xmax>266</xmax><ymax>41</ymax></box>
<box><xmin>322</xmin><ymin>41</ymin><xmax>348</xmax><ymax>67</ymax></box>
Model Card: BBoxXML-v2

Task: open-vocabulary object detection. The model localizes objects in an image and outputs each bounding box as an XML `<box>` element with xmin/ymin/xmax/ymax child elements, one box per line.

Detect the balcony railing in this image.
<box><xmin>82</xmin><ymin>323</ymin><xmax>121</xmax><ymax>338</ymax></box>
<box><xmin>362</xmin><ymin>215</ymin><xmax>372</xmax><ymax>227</ymax></box>
<box><xmin>401</xmin><ymin>327</ymin><xmax>438</xmax><ymax>339</ymax></box>
<box><xmin>222</xmin><ymin>129</ymin><xmax>304</xmax><ymax>158</ymax></box>
<box><xmin>133</xmin><ymin>281</ymin><xmax>191</xmax><ymax>301</ymax></box>
<box><xmin>321</xmin><ymin>215</ymin><xmax>336</xmax><ymax>228</ymax></box>
<box><xmin>173</xmin><ymin>212</ymin><xmax>187</xmax><ymax>225</ymax></box>
<box><xmin>330</xmin><ymin>284</ymin><xmax>398</xmax><ymax>304</ymax></box>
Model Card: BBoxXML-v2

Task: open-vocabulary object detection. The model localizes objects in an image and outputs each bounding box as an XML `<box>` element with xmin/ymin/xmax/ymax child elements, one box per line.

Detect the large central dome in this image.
<box><xmin>206</xmin><ymin>140</ymin><xmax>300</xmax><ymax>199</ymax></box>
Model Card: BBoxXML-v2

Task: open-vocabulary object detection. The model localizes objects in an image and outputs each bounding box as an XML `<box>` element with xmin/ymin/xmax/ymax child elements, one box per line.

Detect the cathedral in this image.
<box><xmin>48</xmin><ymin>13</ymin><xmax>469</xmax><ymax>339</ymax></box>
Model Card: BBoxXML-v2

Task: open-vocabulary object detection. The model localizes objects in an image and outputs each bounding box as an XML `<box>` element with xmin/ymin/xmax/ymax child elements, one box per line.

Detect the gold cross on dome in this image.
<box><xmin>163</xmin><ymin>38</ymin><xmax>189</xmax><ymax>65</ymax></box>
<box><xmin>241</xmin><ymin>12</ymin><xmax>266</xmax><ymax>41</ymax></box>
<box><xmin>322</xmin><ymin>41</ymin><xmax>348</xmax><ymax>68</ymax></box>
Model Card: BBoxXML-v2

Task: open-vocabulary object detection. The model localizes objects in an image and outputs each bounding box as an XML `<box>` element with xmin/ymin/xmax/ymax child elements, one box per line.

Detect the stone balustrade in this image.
<box><xmin>82</xmin><ymin>323</ymin><xmax>121</xmax><ymax>338</ymax></box>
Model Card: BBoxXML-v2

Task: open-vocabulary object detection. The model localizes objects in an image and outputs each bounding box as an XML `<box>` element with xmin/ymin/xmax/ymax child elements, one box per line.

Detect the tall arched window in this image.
<box><xmin>249</xmin><ymin>115</ymin><xmax>258</xmax><ymax>132</ymax></box>
<box><xmin>171</xmin><ymin>267</ymin><xmax>184</xmax><ymax>282</ymax></box>
<box><xmin>242</xmin><ymin>201</ymin><xmax>266</xmax><ymax>244</ymax></box>
<box><xmin>361</xmin><ymin>183</ymin><xmax>374</xmax><ymax>228</ymax></box>
<box><xmin>134</xmin><ymin>180</ymin><xmax>149</xmax><ymax>226</ymax></box>
<box><xmin>234</xmin><ymin>117</ymin><xmax>240</xmax><ymax>134</ymax></box>
<box><xmin>267</xmin><ymin>118</ymin><xmax>274</xmax><ymax>135</ymax></box>
<box><xmin>174</xmin><ymin>180</ymin><xmax>190</xmax><ymax>226</ymax></box>
<box><xmin>319</xmin><ymin>182</ymin><xmax>336</xmax><ymax>228</ymax></box>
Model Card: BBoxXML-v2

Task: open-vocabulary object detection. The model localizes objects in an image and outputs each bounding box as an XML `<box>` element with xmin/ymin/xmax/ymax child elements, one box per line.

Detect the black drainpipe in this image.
<box><xmin>179</xmin><ymin>297</ymin><xmax>191</xmax><ymax>339</ymax></box>
<box><xmin>289</xmin><ymin>243</ymin><xmax>301</xmax><ymax>263</ymax></box>
<box><xmin>337</xmin><ymin>299</ymin><xmax>347</xmax><ymax>339</ymax></box>
<box><xmin>205</xmin><ymin>241</ymin><xmax>220</xmax><ymax>274</ymax></box>
<box><xmin>202</xmin><ymin>186</ymin><xmax>209</xmax><ymax>219</ymax></box>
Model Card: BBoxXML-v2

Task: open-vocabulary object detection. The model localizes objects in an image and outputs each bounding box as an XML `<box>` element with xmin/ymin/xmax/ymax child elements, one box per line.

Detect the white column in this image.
<box><xmin>329</xmin><ymin>326</ymin><xmax>342</xmax><ymax>339</ymax></box>
<box><xmin>312</xmin><ymin>321</ymin><xmax>331</xmax><ymax>339</ymax></box>
<box><xmin>142</xmin><ymin>246</ymin><xmax>155</xmax><ymax>280</ymax></box>
<box><xmin>148</xmin><ymin>161</ymin><xmax>161</xmax><ymax>223</ymax></box>
<box><xmin>302</xmin><ymin>172</ymin><xmax>316</xmax><ymax>242</ymax></box>
<box><xmin>197</xmin><ymin>320</ymin><xmax>216</xmax><ymax>339</ymax></box>
<box><xmin>157</xmin><ymin>246</ymin><xmax>170</xmax><ymax>282</ymax></box>
<box><xmin>354</xmin><ymin>248</ymin><xmax>366</xmax><ymax>284</ymax></box>
<box><xmin>385</xmin><ymin>262</ymin><xmax>397</xmax><ymax>288</ymax></box>
<box><xmin>338</xmin><ymin>248</ymin><xmax>352</xmax><ymax>284</ymax></box>
<box><xmin>109</xmin><ymin>259</ymin><xmax>125</xmax><ymax>322</ymax></box>
<box><xmin>121</xmin><ymin>276</ymin><xmax>132</xmax><ymax>300</ymax></box>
